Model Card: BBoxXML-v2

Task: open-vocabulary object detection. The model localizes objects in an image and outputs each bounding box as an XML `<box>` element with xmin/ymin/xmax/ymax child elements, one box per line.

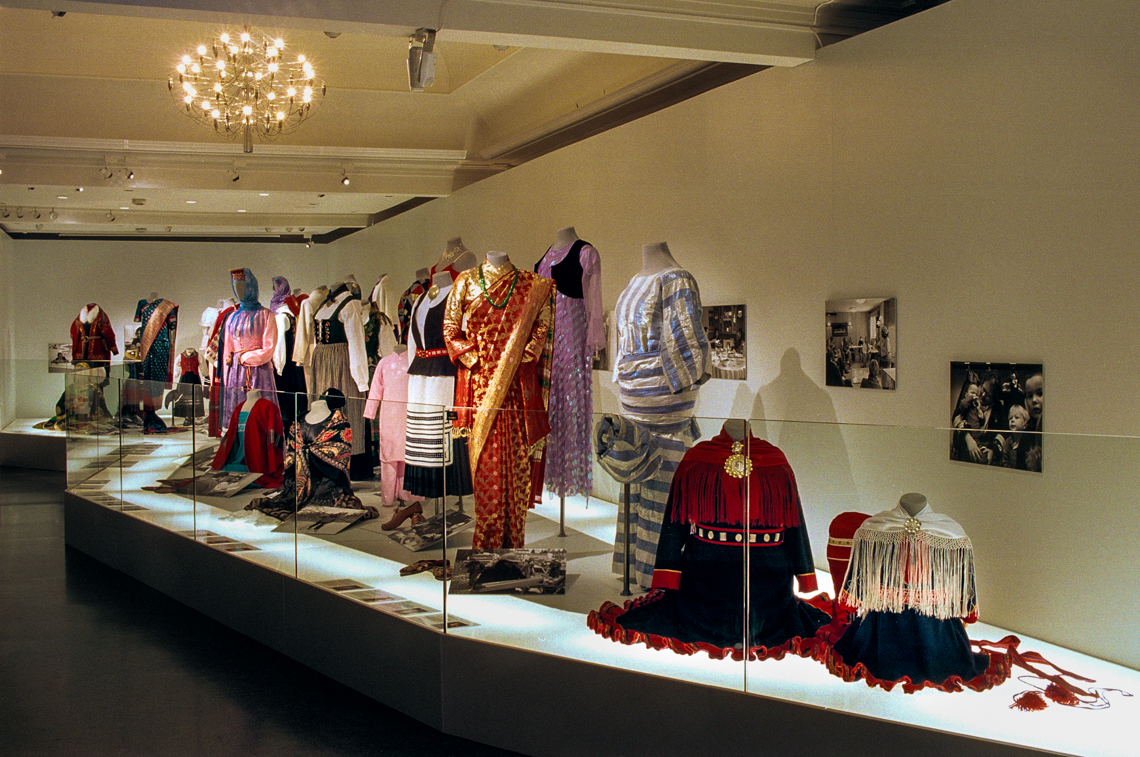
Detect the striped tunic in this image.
<box><xmin>610</xmin><ymin>267</ymin><xmax>710</xmax><ymax>588</ymax></box>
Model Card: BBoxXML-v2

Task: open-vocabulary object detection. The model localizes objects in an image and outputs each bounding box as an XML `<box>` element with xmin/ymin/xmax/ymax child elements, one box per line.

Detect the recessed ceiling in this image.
<box><xmin>0</xmin><ymin>1</ymin><xmax>944</xmax><ymax>242</ymax></box>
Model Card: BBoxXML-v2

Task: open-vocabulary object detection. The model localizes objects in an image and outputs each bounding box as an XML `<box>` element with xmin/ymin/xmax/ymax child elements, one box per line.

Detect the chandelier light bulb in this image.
<box><xmin>275</xmin><ymin>38</ymin><xmax>284</xmax><ymax>48</ymax></box>
<box><xmin>267</xmin><ymin>92</ymin><xmax>276</xmax><ymax>100</ymax></box>
<box><xmin>268</xmin><ymin>62</ymin><xmax>278</xmax><ymax>72</ymax></box>
<box><xmin>184</xmin><ymin>95</ymin><xmax>193</xmax><ymax>104</ymax></box>
<box><xmin>242</xmin><ymin>105</ymin><xmax>253</xmax><ymax>116</ymax></box>
<box><xmin>176</xmin><ymin>63</ymin><xmax>186</xmax><ymax>74</ymax></box>
<box><xmin>191</xmin><ymin>63</ymin><xmax>200</xmax><ymax>73</ymax></box>
<box><xmin>287</xmin><ymin>87</ymin><xmax>296</xmax><ymax>97</ymax></box>
<box><xmin>182</xmin><ymin>55</ymin><xmax>191</xmax><ymax>65</ymax></box>
<box><xmin>220</xmin><ymin>33</ymin><xmax>229</xmax><ymax>43</ymax></box>
<box><xmin>240</xmin><ymin>32</ymin><xmax>251</xmax><ymax>42</ymax></box>
<box><xmin>298</xmin><ymin>54</ymin><xmax>305</xmax><ymax>63</ymax></box>
<box><xmin>212</xmin><ymin>109</ymin><xmax>220</xmax><ymax>118</ymax></box>
<box><xmin>276</xmin><ymin>111</ymin><xmax>285</xmax><ymax>120</ymax></box>
<box><xmin>197</xmin><ymin>45</ymin><xmax>207</xmax><ymax>55</ymax></box>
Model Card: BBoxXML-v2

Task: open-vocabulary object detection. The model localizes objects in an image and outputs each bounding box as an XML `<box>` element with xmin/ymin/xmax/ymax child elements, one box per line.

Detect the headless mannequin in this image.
<box><xmin>722</xmin><ymin>418</ymin><xmax>748</xmax><ymax>442</ymax></box>
<box><xmin>148</xmin><ymin>291</ymin><xmax>159</xmax><ymax>303</ymax></box>
<box><xmin>217</xmin><ymin>298</ymin><xmax>236</xmax><ymax>310</ymax></box>
<box><xmin>438</xmin><ymin>237</ymin><xmax>479</xmax><ymax>274</ymax></box>
<box><xmin>79</xmin><ymin>304</ymin><xmax>100</xmax><ymax>323</ymax></box>
<box><xmin>306</xmin><ymin>399</ymin><xmax>331</xmax><ymax>425</ymax></box>
<box><xmin>415</xmin><ymin>267</ymin><xmax>430</xmax><ymax>282</ymax></box>
<box><xmin>486</xmin><ymin>250</ymin><xmax>511</xmax><ymax>267</ymax></box>
<box><xmin>639</xmin><ymin>242</ymin><xmax>680</xmax><ymax>276</ymax></box>
<box><xmin>427</xmin><ymin>270</ymin><xmax>452</xmax><ymax>299</ymax></box>
<box><xmin>553</xmin><ymin>226</ymin><xmax>579</xmax><ymax>249</ymax></box>
<box><xmin>899</xmin><ymin>492</ymin><xmax>927</xmax><ymax>517</ymax></box>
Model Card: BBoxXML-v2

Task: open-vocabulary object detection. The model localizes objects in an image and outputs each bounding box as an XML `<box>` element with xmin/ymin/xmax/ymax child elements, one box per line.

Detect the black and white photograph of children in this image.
<box><xmin>703</xmin><ymin>304</ymin><xmax>747</xmax><ymax>380</ymax></box>
<box><xmin>949</xmin><ymin>362</ymin><xmax>1043</xmax><ymax>472</ymax></box>
<box><xmin>825</xmin><ymin>298</ymin><xmax>896</xmax><ymax>389</ymax></box>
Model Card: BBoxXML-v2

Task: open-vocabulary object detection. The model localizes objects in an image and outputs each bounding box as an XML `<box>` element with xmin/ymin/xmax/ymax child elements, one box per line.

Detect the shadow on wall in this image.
<box><xmin>756</xmin><ymin>349</ymin><xmax>859</xmax><ymax>547</ymax></box>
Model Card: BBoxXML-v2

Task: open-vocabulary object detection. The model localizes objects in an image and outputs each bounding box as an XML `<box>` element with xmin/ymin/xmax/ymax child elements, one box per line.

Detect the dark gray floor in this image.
<box><xmin>0</xmin><ymin>466</ymin><xmax>522</xmax><ymax>757</ymax></box>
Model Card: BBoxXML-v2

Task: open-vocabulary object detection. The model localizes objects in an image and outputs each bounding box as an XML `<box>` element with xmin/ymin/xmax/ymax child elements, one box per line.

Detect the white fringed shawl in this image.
<box><xmin>840</xmin><ymin>504</ymin><xmax>977</xmax><ymax>620</ymax></box>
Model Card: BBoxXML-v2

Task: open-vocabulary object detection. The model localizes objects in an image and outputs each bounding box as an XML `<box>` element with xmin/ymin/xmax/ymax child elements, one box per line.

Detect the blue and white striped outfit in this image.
<box><xmin>610</xmin><ymin>267</ymin><xmax>710</xmax><ymax>588</ymax></box>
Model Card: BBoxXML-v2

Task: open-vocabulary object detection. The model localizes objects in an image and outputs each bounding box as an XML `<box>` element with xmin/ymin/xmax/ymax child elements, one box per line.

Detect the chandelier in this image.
<box><xmin>168</xmin><ymin>28</ymin><xmax>326</xmax><ymax>153</ymax></box>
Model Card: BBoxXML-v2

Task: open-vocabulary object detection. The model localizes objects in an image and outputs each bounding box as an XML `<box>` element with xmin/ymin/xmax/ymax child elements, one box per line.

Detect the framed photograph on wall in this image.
<box><xmin>825</xmin><ymin>298</ymin><xmax>896</xmax><ymax>389</ymax></box>
<box><xmin>949</xmin><ymin>361</ymin><xmax>1043</xmax><ymax>472</ymax></box>
<box><xmin>703</xmin><ymin>304</ymin><xmax>747</xmax><ymax>380</ymax></box>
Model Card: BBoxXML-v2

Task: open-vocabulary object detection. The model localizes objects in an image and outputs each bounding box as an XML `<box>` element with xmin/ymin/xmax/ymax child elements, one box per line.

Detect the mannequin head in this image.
<box><xmin>230</xmin><ymin>267</ymin><xmax>262</xmax><ymax>310</ymax></box>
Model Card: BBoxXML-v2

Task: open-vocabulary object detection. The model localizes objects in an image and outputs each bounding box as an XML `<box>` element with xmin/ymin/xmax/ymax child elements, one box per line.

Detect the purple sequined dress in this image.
<box><xmin>535</xmin><ymin>240</ymin><xmax>604</xmax><ymax>497</ymax></box>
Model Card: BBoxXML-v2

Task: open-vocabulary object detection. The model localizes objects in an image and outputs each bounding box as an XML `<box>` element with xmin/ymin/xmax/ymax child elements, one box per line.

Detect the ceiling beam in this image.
<box><xmin>11</xmin><ymin>0</ymin><xmax>822</xmax><ymax>66</ymax></box>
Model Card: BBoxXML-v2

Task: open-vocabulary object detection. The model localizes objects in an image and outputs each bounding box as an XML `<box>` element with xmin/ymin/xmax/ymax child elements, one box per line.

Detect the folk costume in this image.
<box><xmin>245</xmin><ymin>409</ymin><xmax>377</xmax><ymax>521</ymax></box>
<box><xmin>534</xmin><ymin>239</ymin><xmax>604</xmax><ymax>498</ymax></box>
<box><xmin>395</xmin><ymin>275</ymin><xmax>430</xmax><ymax>346</ymax></box>
<box><xmin>136</xmin><ymin>296</ymin><xmax>179</xmax><ymax>433</ymax></box>
<box><xmin>204</xmin><ymin>301</ymin><xmax>237</xmax><ymax>437</ymax></box>
<box><xmin>164</xmin><ymin>350</ymin><xmax>205</xmax><ymax>424</ymax></box>
<box><xmin>403</xmin><ymin>279</ymin><xmax>474</xmax><ymax>499</ymax></box>
<box><xmin>365</xmin><ymin>350</ymin><xmax>423</xmax><ymax>506</ymax></box>
<box><xmin>819</xmin><ymin>502</ymin><xmax>1001</xmax><ymax>691</ymax></box>
<box><xmin>221</xmin><ymin>268</ymin><xmax>279</xmax><ymax>431</ymax></box>
<box><xmin>443</xmin><ymin>259</ymin><xmax>555</xmax><ymax>549</ymax></box>
<box><xmin>211</xmin><ymin>396</ymin><xmax>284</xmax><ymax>488</ymax></box>
<box><xmin>270</xmin><ymin>276</ymin><xmax>308</xmax><ymax>433</ymax></box>
<box><xmin>307</xmin><ymin>284</ymin><xmax>372</xmax><ymax>479</ymax></box>
<box><xmin>589</xmin><ymin>430</ymin><xmax>827</xmax><ymax>659</ymax></box>
<box><xmin>610</xmin><ymin>267</ymin><xmax>710</xmax><ymax>588</ymax></box>
<box><xmin>70</xmin><ymin>304</ymin><xmax>118</xmax><ymax>370</ymax></box>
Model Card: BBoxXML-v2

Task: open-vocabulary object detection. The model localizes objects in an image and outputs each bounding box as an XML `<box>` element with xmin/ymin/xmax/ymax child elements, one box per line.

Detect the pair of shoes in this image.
<box><xmin>431</xmin><ymin>560</ymin><xmax>452</xmax><ymax>581</ymax></box>
<box><xmin>400</xmin><ymin>558</ymin><xmax>447</xmax><ymax>577</ymax></box>
<box><xmin>381</xmin><ymin>501</ymin><xmax>423</xmax><ymax>531</ymax></box>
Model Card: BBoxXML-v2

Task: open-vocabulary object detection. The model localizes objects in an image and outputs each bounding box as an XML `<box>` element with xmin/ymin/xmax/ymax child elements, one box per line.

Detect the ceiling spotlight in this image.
<box><xmin>15</xmin><ymin>207</ymin><xmax>23</xmax><ymax>219</ymax></box>
<box><xmin>230</xmin><ymin>167</ymin><xmax>241</xmax><ymax>182</ymax></box>
<box><xmin>77</xmin><ymin>187</ymin><xmax>84</xmax><ymax>192</ymax></box>
<box><xmin>35</xmin><ymin>223</ymin><xmax>44</xmax><ymax>230</ymax></box>
<box><xmin>106</xmin><ymin>211</ymin><xmax>115</xmax><ymax>222</ymax></box>
<box><xmin>0</xmin><ymin>206</ymin><xmax>7</xmax><ymax>218</ymax></box>
<box><xmin>264</xmin><ymin>227</ymin><xmax>272</xmax><ymax>233</ymax></box>
<box><xmin>99</xmin><ymin>165</ymin><xmax>113</xmax><ymax>180</ymax></box>
<box><xmin>305</xmin><ymin>240</ymin><xmax>311</xmax><ymax>248</ymax></box>
<box><xmin>126</xmin><ymin>169</ymin><xmax>135</xmax><ymax>180</ymax></box>
<box><xmin>50</xmin><ymin>209</ymin><xmax>58</xmax><ymax>221</ymax></box>
<box><xmin>32</xmin><ymin>209</ymin><xmax>41</xmax><ymax>220</ymax></box>
<box><xmin>340</xmin><ymin>169</ymin><xmax>350</xmax><ymax>186</ymax></box>
<box><xmin>165</xmin><ymin>226</ymin><xmax>172</xmax><ymax>232</ymax></box>
<box><xmin>407</xmin><ymin>28</ymin><xmax>437</xmax><ymax>92</ymax></box>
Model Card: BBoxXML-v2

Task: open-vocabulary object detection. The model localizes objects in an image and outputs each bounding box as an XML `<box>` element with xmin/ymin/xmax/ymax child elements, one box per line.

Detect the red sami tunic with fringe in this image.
<box><xmin>211</xmin><ymin>398</ymin><xmax>284</xmax><ymax>488</ymax></box>
<box><xmin>588</xmin><ymin>430</ymin><xmax>828</xmax><ymax>658</ymax></box>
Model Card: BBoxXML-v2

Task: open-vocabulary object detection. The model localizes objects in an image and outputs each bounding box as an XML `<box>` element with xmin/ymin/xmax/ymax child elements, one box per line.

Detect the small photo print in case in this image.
<box><xmin>950</xmin><ymin>361</ymin><xmax>1043</xmax><ymax>472</ymax></box>
<box><xmin>449</xmin><ymin>548</ymin><xmax>567</xmax><ymax>595</ymax></box>
<box><xmin>378</xmin><ymin>601</ymin><xmax>434</xmax><ymax>617</ymax></box>
<box><xmin>343</xmin><ymin>589</ymin><xmax>401</xmax><ymax>604</ymax></box>
<box><xmin>219</xmin><ymin>542</ymin><xmax>260</xmax><ymax>553</ymax></box>
<box><xmin>413</xmin><ymin>613</ymin><xmax>478</xmax><ymax>631</ymax></box>
<box><xmin>313</xmin><ymin>579</ymin><xmax>371</xmax><ymax>592</ymax></box>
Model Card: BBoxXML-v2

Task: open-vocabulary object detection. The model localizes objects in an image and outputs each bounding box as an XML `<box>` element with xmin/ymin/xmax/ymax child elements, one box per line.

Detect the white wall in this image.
<box><xmin>0</xmin><ymin>230</ymin><xmax>14</xmax><ymax>427</ymax></box>
<box><xmin>328</xmin><ymin>0</ymin><xmax>1140</xmax><ymax>668</ymax></box>
<box><xmin>7</xmin><ymin>239</ymin><xmax>339</xmax><ymax>418</ymax></box>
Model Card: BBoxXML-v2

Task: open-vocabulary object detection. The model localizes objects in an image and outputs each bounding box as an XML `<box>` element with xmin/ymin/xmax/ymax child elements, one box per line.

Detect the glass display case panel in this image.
<box><xmin>64</xmin><ymin>368</ymin><xmax>124</xmax><ymax>506</ymax></box>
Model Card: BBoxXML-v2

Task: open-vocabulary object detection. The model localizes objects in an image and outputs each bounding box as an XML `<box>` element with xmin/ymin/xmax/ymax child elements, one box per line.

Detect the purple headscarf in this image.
<box><xmin>270</xmin><ymin>275</ymin><xmax>291</xmax><ymax>312</ymax></box>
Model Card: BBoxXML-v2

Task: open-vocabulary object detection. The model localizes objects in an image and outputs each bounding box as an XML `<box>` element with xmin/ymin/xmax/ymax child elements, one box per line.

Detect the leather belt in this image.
<box><xmin>694</xmin><ymin>525</ymin><xmax>784</xmax><ymax>546</ymax></box>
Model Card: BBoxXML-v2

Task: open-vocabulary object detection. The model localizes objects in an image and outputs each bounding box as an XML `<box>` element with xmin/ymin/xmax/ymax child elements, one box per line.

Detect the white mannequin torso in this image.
<box><xmin>486</xmin><ymin>250</ymin><xmax>511</xmax><ymax>267</ymax></box>
<box><xmin>306</xmin><ymin>399</ymin><xmax>331</xmax><ymax>425</ymax></box>
<box><xmin>899</xmin><ymin>492</ymin><xmax>928</xmax><ymax>516</ymax></box>
<box><xmin>639</xmin><ymin>242</ymin><xmax>680</xmax><ymax>276</ymax></box>
<box><xmin>553</xmin><ymin>226</ymin><xmax>579</xmax><ymax>249</ymax></box>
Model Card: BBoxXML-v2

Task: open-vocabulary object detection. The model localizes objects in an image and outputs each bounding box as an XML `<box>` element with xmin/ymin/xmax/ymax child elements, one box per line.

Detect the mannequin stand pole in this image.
<box><xmin>456</xmin><ymin>493</ymin><xmax>465</xmax><ymax>514</ymax></box>
<box><xmin>558</xmin><ymin>494</ymin><xmax>567</xmax><ymax>537</ymax></box>
<box><xmin>620</xmin><ymin>483</ymin><xmax>632</xmax><ymax>596</ymax></box>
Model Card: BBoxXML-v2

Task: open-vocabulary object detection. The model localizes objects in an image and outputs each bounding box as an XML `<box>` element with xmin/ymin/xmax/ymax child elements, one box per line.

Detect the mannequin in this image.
<box><xmin>309</xmin><ymin>277</ymin><xmax>372</xmax><ymax>479</ymax></box>
<box><xmin>609</xmin><ymin>241</ymin><xmax>710</xmax><ymax>588</ymax></box>
<box><xmin>433</xmin><ymin>237</ymin><xmax>479</xmax><ymax>277</ymax></box>
<box><xmin>70</xmin><ymin>303</ymin><xmax>118</xmax><ymax>371</ymax></box>
<box><xmin>396</xmin><ymin>268</ymin><xmax>433</xmax><ymax>346</ymax></box>
<box><xmin>639</xmin><ymin>242</ymin><xmax>681</xmax><ymax>276</ymax></box>
<box><xmin>399</xmin><ymin>266</ymin><xmax>474</xmax><ymax>523</ymax></box>
<box><xmin>135</xmin><ymin>291</ymin><xmax>179</xmax><ymax>433</ymax></box>
<box><xmin>221</xmin><ymin>267</ymin><xmax>280</xmax><ymax>432</ymax></box>
<box><xmin>306</xmin><ymin>399</ymin><xmax>331</xmax><ymax>425</ymax></box>
<box><xmin>535</xmin><ymin>227</ymin><xmax>605</xmax><ymax>501</ymax></box>
<box><xmin>589</xmin><ymin>425</ymin><xmax>825</xmax><ymax>656</ymax></box>
<box><xmin>553</xmin><ymin>226</ymin><xmax>579</xmax><ymax>248</ymax></box>
<box><xmin>899</xmin><ymin>492</ymin><xmax>927</xmax><ymax>516</ymax></box>
<box><xmin>443</xmin><ymin>248</ymin><xmax>556</xmax><ymax>549</ymax></box>
<box><xmin>211</xmin><ymin>388</ymin><xmax>285</xmax><ymax>488</ymax></box>
<box><xmin>245</xmin><ymin>388</ymin><xmax>378</xmax><ymax>522</ymax></box>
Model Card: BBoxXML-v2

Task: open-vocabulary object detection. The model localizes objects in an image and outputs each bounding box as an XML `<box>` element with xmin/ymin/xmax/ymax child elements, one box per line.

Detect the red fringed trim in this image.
<box><xmin>586</xmin><ymin>593</ymin><xmax>827</xmax><ymax>663</ymax></box>
<box><xmin>1011</xmin><ymin>691</ymin><xmax>1050</xmax><ymax>711</ymax></box>
<box><xmin>810</xmin><ymin>635</ymin><xmax>1014</xmax><ymax>695</ymax></box>
<box><xmin>668</xmin><ymin>461</ymin><xmax>802</xmax><ymax>529</ymax></box>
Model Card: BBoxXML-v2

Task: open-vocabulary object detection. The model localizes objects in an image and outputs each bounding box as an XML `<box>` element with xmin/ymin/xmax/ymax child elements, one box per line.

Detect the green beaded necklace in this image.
<box><xmin>478</xmin><ymin>263</ymin><xmax>519</xmax><ymax>309</ymax></box>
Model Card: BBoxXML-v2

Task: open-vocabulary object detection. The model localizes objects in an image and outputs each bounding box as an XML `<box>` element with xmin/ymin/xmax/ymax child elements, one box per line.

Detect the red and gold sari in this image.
<box><xmin>444</xmin><ymin>260</ymin><xmax>555</xmax><ymax>548</ymax></box>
